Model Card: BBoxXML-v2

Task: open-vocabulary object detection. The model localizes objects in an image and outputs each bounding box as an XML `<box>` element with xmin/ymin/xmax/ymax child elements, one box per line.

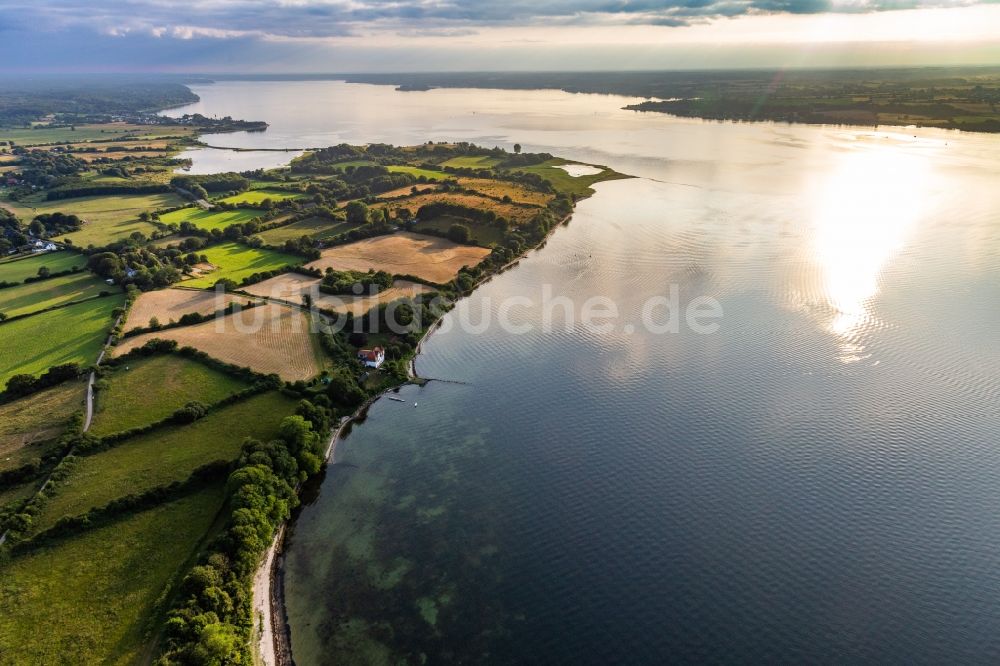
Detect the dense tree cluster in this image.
<box><xmin>87</xmin><ymin>244</ymin><xmax>181</xmax><ymax>290</ymax></box>
<box><xmin>2</xmin><ymin>363</ymin><xmax>82</xmax><ymax>401</ymax></box>
<box><xmin>29</xmin><ymin>212</ymin><xmax>83</xmax><ymax>237</ymax></box>
<box><xmin>0</xmin><ymin>209</ymin><xmax>27</xmax><ymax>254</ymax></box>
<box><xmin>319</xmin><ymin>268</ymin><xmax>393</xmax><ymax>295</ymax></box>
<box><xmin>15</xmin><ymin>149</ymin><xmax>86</xmax><ymax>187</ymax></box>
<box><xmin>171</xmin><ymin>173</ymin><xmax>250</xmax><ymax>196</ymax></box>
<box><xmin>156</xmin><ymin>409</ymin><xmax>331</xmax><ymax>664</ymax></box>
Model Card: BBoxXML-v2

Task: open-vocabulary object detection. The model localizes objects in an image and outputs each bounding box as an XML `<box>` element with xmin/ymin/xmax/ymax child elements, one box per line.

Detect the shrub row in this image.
<box><xmin>46</xmin><ymin>182</ymin><xmax>171</xmax><ymax>200</ymax></box>
<box><xmin>0</xmin><ymin>265</ymin><xmax>85</xmax><ymax>291</ymax></box>
<box><xmin>1</xmin><ymin>363</ymin><xmax>83</xmax><ymax>403</ymax></box>
<box><xmin>11</xmin><ymin>461</ymin><xmax>229</xmax><ymax>553</ymax></box>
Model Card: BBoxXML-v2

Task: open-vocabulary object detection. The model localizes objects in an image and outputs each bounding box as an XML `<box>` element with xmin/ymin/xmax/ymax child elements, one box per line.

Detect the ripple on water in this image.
<box><xmin>284</xmin><ymin>126</ymin><xmax>1000</xmax><ymax>664</ymax></box>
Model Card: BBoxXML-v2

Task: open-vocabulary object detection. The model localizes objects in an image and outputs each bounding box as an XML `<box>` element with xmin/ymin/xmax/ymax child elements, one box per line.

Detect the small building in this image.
<box><xmin>358</xmin><ymin>347</ymin><xmax>385</xmax><ymax>369</ymax></box>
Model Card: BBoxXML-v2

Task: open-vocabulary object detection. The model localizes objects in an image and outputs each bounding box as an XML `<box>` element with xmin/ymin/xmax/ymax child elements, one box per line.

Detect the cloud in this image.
<box><xmin>3</xmin><ymin>0</ymin><xmax>996</xmax><ymax>43</ymax></box>
<box><xmin>0</xmin><ymin>0</ymin><xmax>997</xmax><ymax>71</ymax></box>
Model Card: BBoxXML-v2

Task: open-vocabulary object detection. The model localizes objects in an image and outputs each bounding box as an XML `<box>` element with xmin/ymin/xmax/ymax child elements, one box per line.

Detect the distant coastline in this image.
<box><xmin>199</xmin><ymin>67</ymin><xmax>1000</xmax><ymax>135</ymax></box>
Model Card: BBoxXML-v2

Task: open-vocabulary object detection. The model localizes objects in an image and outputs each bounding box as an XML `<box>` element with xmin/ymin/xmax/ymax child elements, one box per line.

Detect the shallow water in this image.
<box><xmin>173</xmin><ymin>81</ymin><xmax>1000</xmax><ymax>663</ymax></box>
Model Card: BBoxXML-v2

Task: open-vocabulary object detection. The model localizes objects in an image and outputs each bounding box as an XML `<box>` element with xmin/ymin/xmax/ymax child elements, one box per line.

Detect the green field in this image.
<box><xmin>184</xmin><ymin>242</ymin><xmax>301</xmax><ymax>288</ymax></box>
<box><xmin>0</xmin><ymin>295</ymin><xmax>123</xmax><ymax>388</ymax></box>
<box><xmin>0</xmin><ymin>484</ymin><xmax>225</xmax><ymax>665</ymax></box>
<box><xmin>0</xmin><ymin>479</ymin><xmax>41</xmax><ymax>512</ymax></box>
<box><xmin>0</xmin><ymin>381</ymin><xmax>85</xmax><ymax>474</ymax></box>
<box><xmin>67</xmin><ymin>218</ymin><xmax>160</xmax><ymax>247</ymax></box>
<box><xmin>33</xmin><ymin>391</ymin><xmax>294</xmax><ymax>532</ymax></box>
<box><xmin>0</xmin><ymin>123</ymin><xmax>194</xmax><ymax>147</ymax></box>
<box><xmin>255</xmin><ymin>216</ymin><xmax>361</xmax><ymax>245</ymax></box>
<box><xmin>90</xmin><ymin>354</ymin><xmax>247</xmax><ymax>437</ymax></box>
<box><xmin>440</xmin><ymin>155</ymin><xmax>502</xmax><ymax>169</ymax></box>
<box><xmin>3</xmin><ymin>192</ymin><xmax>184</xmax><ymax>247</ymax></box>
<box><xmin>0</xmin><ymin>271</ymin><xmax>109</xmax><ymax>318</ymax></box>
<box><xmin>0</xmin><ymin>251</ymin><xmax>87</xmax><ymax>284</ymax></box>
<box><xmin>4</xmin><ymin>192</ymin><xmax>183</xmax><ymax>225</ymax></box>
<box><xmin>514</xmin><ymin>160</ymin><xmax>626</xmax><ymax>198</ymax></box>
<box><xmin>158</xmin><ymin>206</ymin><xmax>264</xmax><ymax>231</ymax></box>
<box><xmin>217</xmin><ymin>188</ymin><xmax>303</xmax><ymax>205</ymax></box>
<box><xmin>330</xmin><ymin>159</ymin><xmax>376</xmax><ymax>169</ymax></box>
<box><xmin>386</xmin><ymin>165</ymin><xmax>450</xmax><ymax>181</ymax></box>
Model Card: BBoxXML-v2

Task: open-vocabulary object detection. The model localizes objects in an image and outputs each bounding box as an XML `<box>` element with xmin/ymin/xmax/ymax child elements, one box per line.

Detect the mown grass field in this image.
<box><xmin>0</xmin><ymin>251</ymin><xmax>87</xmax><ymax>284</ymax></box>
<box><xmin>158</xmin><ymin>206</ymin><xmax>264</xmax><ymax>231</ymax></box>
<box><xmin>386</xmin><ymin>165</ymin><xmax>450</xmax><ymax>181</ymax></box>
<box><xmin>183</xmin><ymin>242</ymin><xmax>301</xmax><ymax>288</ymax></box>
<box><xmin>255</xmin><ymin>216</ymin><xmax>360</xmax><ymax>245</ymax></box>
<box><xmin>0</xmin><ymin>123</ymin><xmax>195</xmax><ymax>147</ymax></box>
<box><xmin>0</xmin><ymin>294</ymin><xmax>123</xmax><ymax>388</ymax></box>
<box><xmin>0</xmin><ymin>484</ymin><xmax>226</xmax><ymax>665</ymax></box>
<box><xmin>0</xmin><ymin>381</ymin><xmax>85</xmax><ymax>474</ymax></box>
<box><xmin>33</xmin><ymin>391</ymin><xmax>295</xmax><ymax>532</ymax></box>
<box><xmin>217</xmin><ymin>188</ymin><xmax>303</xmax><ymax>205</ymax></box>
<box><xmin>306</xmin><ymin>231</ymin><xmax>491</xmax><ymax>284</ymax></box>
<box><xmin>456</xmin><ymin>177</ymin><xmax>553</xmax><ymax>206</ymax></box>
<box><xmin>114</xmin><ymin>304</ymin><xmax>326</xmax><ymax>381</ymax></box>
<box><xmin>90</xmin><ymin>354</ymin><xmax>248</xmax><ymax>437</ymax></box>
<box><xmin>124</xmin><ymin>288</ymin><xmax>257</xmax><ymax>332</ymax></box>
<box><xmin>375</xmin><ymin>190</ymin><xmax>539</xmax><ymax>224</ymax></box>
<box><xmin>244</xmin><ymin>273</ymin><xmax>432</xmax><ymax>317</ymax></box>
<box><xmin>0</xmin><ymin>271</ymin><xmax>109</xmax><ymax>318</ymax></box>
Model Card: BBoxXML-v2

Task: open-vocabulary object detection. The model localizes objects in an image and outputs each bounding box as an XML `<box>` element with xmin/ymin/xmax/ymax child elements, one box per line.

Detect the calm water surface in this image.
<box><xmin>172</xmin><ymin>82</ymin><xmax>1000</xmax><ymax>663</ymax></box>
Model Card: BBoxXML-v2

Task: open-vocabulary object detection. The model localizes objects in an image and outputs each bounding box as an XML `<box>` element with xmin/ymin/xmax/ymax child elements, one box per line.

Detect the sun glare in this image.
<box><xmin>810</xmin><ymin>134</ymin><xmax>934</xmax><ymax>362</ymax></box>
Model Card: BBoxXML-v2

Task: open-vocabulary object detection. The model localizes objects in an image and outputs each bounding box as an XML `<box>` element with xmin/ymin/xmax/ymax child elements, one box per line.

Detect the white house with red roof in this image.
<box><xmin>358</xmin><ymin>346</ymin><xmax>386</xmax><ymax>369</ymax></box>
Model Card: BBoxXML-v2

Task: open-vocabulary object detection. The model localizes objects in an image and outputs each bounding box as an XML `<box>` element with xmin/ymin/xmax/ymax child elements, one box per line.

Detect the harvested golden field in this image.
<box><xmin>374</xmin><ymin>191</ymin><xmax>539</xmax><ymax>224</ymax></box>
<box><xmin>124</xmin><ymin>288</ymin><xmax>260</xmax><ymax>332</ymax></box>
<box><xmin>242</xmin><ymin>273</ymin><xmax>319</xmax><ymax>302</ymax></box>
<box><xmin>456</xmin><ymin>178</ymin><xmax>554</xmax><ymax>206</ymax></box>
<box><xmin>306</xmin><ymin>232</ymin><xmax>491</xmax><ymax>284</ymax></box>
<box><xmin>376</xmin><ymin>184</ymin><xmax>442</xmax><ymax>200</ymax></box>
<box><xmin>244</xmin><ymin>273</ymin><xmax>433</xmax><ymax>316</ymax></box>
<box><xmin>114</xmin><ymin>303</ymin><xmax>326</xmax><ymax>381</ymax></box>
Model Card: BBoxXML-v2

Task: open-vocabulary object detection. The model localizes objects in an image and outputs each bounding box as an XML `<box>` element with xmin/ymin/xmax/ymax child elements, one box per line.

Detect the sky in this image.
<box><xmin>1</xmin><ymin>0</ymin><xmax>999</xmax><ymax>72</ymax></box>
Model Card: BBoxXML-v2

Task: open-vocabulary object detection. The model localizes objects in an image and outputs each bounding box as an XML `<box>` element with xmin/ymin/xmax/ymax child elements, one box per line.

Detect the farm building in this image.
<box><xmin>358</xmin><ymin>347</ymin><xmax>385</xmax><ymax>369</ymax></box>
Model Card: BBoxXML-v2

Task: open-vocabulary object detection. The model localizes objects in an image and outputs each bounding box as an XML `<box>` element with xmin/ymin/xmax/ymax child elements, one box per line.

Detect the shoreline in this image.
<box><xmin>251</xmin><ymin>192</ymin><xmax>608</xmax><ymax>666</ymax></box>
